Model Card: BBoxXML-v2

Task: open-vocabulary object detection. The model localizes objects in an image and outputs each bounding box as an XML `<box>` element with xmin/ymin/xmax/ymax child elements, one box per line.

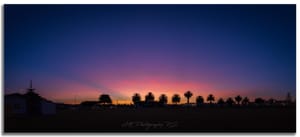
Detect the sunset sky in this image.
<box><xmin>4</xmin><ymin>5</ymin><xmax>296</xmax><ymax>104</ymax></box>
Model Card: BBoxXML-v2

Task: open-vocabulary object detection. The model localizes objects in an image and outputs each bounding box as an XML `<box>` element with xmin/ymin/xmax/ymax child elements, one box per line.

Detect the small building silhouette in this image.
<box><xmin>5</xmin><ymin>81</ymin><xmax>56</xmax><ymax>115</ymax></box>
<box><xmin>5</xmin><ymin>93</ymin><xmax>27</xmax><ymax>115</ymax></box>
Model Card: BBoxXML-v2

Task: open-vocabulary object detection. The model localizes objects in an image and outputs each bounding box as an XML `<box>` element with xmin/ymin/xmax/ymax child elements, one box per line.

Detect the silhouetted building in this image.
<box><xmin>41</xmin><ymin>100</ymin><xmax>56</xmax><ymax>114</ymax></box>
<box><xmin>5</xmin><ymin>93</ymin><xmax>27</xmax><ymax>115</ymax></box>
<box><xmin>5</xmin><ymin>81</ymin><xmax>56</xmax><ymax>115</ymax></box>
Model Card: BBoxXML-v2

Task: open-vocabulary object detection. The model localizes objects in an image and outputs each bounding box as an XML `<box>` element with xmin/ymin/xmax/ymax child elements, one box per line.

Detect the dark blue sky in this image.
<box><xmin>5</xmin><ymin>5</ymin><xmax>296</xmax><ymax>103</ymax></box>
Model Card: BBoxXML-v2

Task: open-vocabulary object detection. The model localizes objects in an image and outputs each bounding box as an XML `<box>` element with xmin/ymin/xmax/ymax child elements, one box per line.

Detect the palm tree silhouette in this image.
<box><xmin>196</xmin><ymin>96</ymin><xmax>204</xmax><ymax>106</ymax></box>
<box><xmin>184</xmin><ymin>91</ymin><xmax>193</xmax><ymax>104</ymax></box>
<box><xmin>241</xmin><ymin>97</ymin><xmax>250</xmax><ymax>105</ymax></box>
<box><xmin>207</xmin><ymin>94</ymin><xmax>215</xmax><ymax>104</ymax></box>
<box><xmin>145</xmin><ymin>92</ymin><xmax>155</xmax><ymax>103</ymax></box>
<box><xmin>132</xmin><ymin>93</ymin><xmax>141</xmax><ymax>105</ymax></box>
<box><xmin>159</xmin><ymin>94</ymin><xmax>168</xmax><ymax>105</ymax></box>
<box><xmin>235</xmin><ymin>95</ymin><xmax>242</xmax><ymax>105</ymax></box>
<box><xmin>217</xmin><ymin>98</ymin><xmax>225</xmax><ymax>105</ymax></box>
<box><xmin>99</xmin><ymin>94</ymin><xmax>112</xmax><ymax>104</ymax></box>
<box><xmin>172</xmin><ymin>94</ymin><xmax>181</xmax><ymax>104</ymax></box>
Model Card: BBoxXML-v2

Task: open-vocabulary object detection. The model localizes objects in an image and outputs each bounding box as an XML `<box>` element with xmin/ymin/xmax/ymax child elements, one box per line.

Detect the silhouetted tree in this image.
<box><xmin>254</xmin><ymin>98</ymin><xmax>265</xmax><ymax>105</ymax></box>
<box><xmin>207</xmin><ymin>94</ymin><xmax>215</xmax><ymax>104</ymax></box>
<box><xmin>184</xmin><ymin>91</ymin><xmax>193</xmax><ymax>104</ymax></box>
<box><xmin>132</xmin><ymin>93</ymin><xmax>141</xmax><ymax>105</ymax></box>
<box><xmin>159</xmin><ymin>94</ymin><xmax>168</xmax><ymax>105</ymax></box>
<box><xmin>172</xmin><ymin>94</ymin><xmax>181</xmax><ymax>104</ymax></box>
<box><xmin>241</xmin><ymin>97</ymin><xmax>250</xmax><ymax>105</ymax></box>
<box><xmin>226</xmin><ymin>97</ymin><xmax>235</xmax><ymax>106</ymax></box>
<box><xmin>235</xmin><ymin>95</ymin><xmax>242</xmax><ymax>105</ymax></box>
<box><xmin>196</xmin><ymin>96</ymin><xmax>204</xmax><ymax>106</ymax></box>
<box><xmin>217</xmin><ymin>98</ymin><xmax>225</xmax><ymax>105</ymax></box>
<box><xmin>145</xmin><ymin>92</ymin><xmax>155</xmax><ymax>103</ymax></box>
<box><xmin>99</xmin><ymin>94</ymin><xmax>112</xmax><ymax>104</ymax></box>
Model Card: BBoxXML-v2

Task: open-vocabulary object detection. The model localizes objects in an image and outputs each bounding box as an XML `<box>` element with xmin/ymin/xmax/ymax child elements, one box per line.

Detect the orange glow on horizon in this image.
<box><xmin>29</xmin><ymin>75</ymin><xmax>287</xmax><ymax>105</ymax></box>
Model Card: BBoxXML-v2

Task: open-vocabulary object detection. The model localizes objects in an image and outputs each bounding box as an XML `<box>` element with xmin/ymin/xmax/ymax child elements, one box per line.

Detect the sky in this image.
<box><xmin>4</xmin><ymin>5</ymin><xmax>296</xmax><ymax>104</ymax></box>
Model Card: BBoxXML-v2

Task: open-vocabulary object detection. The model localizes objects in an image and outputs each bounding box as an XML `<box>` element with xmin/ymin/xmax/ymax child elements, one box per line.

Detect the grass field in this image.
<box><xmin>4</xmin><ymin>106</ymin><xmax>296</xmax><ymax>132</ymax></box>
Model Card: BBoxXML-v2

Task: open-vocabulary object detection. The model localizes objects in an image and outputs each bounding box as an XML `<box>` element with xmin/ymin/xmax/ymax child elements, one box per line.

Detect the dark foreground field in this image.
<box><xmin>5</xmin><ymin>107</ymin><xmax>296</xmax><ymax>132</ymax></box>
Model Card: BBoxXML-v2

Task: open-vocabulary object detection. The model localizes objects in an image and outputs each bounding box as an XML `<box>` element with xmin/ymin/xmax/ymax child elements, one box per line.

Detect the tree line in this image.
<box><xmin>97</xmin><ymin>91</ymin><xmax>293</xmax><ymax>106</ymax></box>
